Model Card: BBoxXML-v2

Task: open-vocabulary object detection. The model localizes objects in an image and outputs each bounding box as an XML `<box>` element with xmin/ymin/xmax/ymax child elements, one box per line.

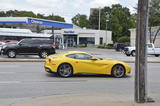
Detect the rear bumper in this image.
<box><xmin>44</xmin><ymin>60</ymin><xmax>57</xmax><ymax>73</ymax></box>
<box><xmin>1</xmin><ymin>49</ymin><xmax>7</xmax><ymax>55</ymax></box>
<box><xmin>44</xmin><ymin>67</ymin><xmax>56</xmax><ymax>73</ymax></box>
<box><xmin>48</xmin><ymin>49</ymin><xmax>56</xmax><ymax>54</ymax></box>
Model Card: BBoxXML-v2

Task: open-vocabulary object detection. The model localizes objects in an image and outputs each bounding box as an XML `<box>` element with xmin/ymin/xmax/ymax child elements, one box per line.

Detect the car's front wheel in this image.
<box><xmin>155</xmin><ymin>54</ymin><xmax>159</xmax><ymax>57</ymax></box>
<box><xmin>7</xmin><ymin>50</ymin><xmax>16</xmax><ymax>58</ymax></box>
<box><xmin>126</xmin><ymin>54</ymin><xmax>130</xmax><ymax>56</ymax></box>
<box><xmin>111</xmin><ymin>64</ymin><xmax>125</xmax><ymax>78</ymax></box>
<box><xmin>57</xmin><ymin>63</ymin><xmax>73</xmax><ymax>78</ymax></box>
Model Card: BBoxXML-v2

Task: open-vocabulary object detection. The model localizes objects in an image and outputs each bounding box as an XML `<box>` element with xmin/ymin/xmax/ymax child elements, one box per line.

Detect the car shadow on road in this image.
<box><xmin>45</xmin><ymin>73</ymin><xmax>131</xmax><ymax>79</ymax></box>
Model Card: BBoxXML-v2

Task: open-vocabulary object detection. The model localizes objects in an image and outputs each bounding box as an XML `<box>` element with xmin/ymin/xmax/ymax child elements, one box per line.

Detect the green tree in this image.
<box><xmin>89</xmin><ymin>10</ymin><xmax>99</xmax><ymax>29</ymax></box>
<box><xmin>16</xmin><ymin>11</ymin><xmax>36</xmax><ymax>17</ymax></box>
<box><xmin>72</xmin><ymin>14</ymin><xmax>91</xmax><ymax>28</ymax></box>
<box><xmin>107</xmin><ymin>4</ymin><xmax>135</xmax><ymax>42</ymax></box>
<box><xmin>0</xmin><ymin>11</ymin><xmax>6</xmax><ymax>17</ymax></box>
<box><xmin>46</xmin><ymin>14</ymin><xmax>65</xmax><ymax>22</ymax></box>
<box><xmin>89</xmin><ymin>4</ymin><xmax>136</xmax><ymax>42</ymax></box>
<box><xmin>0</xmin><ymin>10</ymin><xmax>65</xmax><ymax>22</ymax></box>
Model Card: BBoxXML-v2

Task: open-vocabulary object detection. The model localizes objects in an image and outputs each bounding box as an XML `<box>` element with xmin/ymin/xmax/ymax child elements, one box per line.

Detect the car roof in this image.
<box><xmin>63</xmin><ymin>51</ymin><xmax>89</xmax><ymax>55</ymax></box>
<box><xmin>22</xmin><ymin>38</ymin><xmax>52</xmax><ymax>41</ymax></box>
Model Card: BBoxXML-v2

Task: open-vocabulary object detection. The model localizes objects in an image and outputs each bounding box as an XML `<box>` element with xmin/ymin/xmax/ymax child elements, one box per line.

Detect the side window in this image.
<box><xmin>19</xmin><ymin>39</ymin><xmax>29</xmax><ymax>44</ymax></box>
<box><xmin>19</xmin><ymin>39</ymin><xmax>34</xmax><ymax>45</ymax></box>
<box><xmin>41</xmin><ymin>40</ymin><xmax>53</xmax><ymax>44</ymax></box>
<box><xmin>66</xmin><ymin>54</ymin><xmax>76</xmax><ymax>59</ymax></box>
<box><xmin>75</xmin><ymin>53</ymin><xmax>92</xmax><ymax>60</ymax></box>
<box><xmin>147</xmin><ymin>44</ymin><xmax>153</xmax><ymax>48</ymax></box>
<box><xmin>32</xmin><ymin>40</ymin><xmax>41</xmax><ymax>44</ymax></box>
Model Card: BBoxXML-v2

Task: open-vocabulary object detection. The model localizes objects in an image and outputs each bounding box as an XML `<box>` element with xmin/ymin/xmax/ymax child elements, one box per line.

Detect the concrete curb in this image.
<box><xmin>2</xmin><ymin>93</ymin><xmax>159</xmax><ymax>106</ymax></box>
<box><xmin>1</xmin><ymin>59</ymin><xmax>160</xmax><ymax>63</ymax></box>
<box><xmin>0</xmin><ymin>59</ymin><xmax>45</xmax><ymax>62</ymax></box>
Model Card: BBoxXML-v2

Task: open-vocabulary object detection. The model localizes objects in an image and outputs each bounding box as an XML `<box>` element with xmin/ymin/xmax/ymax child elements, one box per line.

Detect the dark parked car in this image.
<box><xmin>114</xmin><ymin>42</ymin><xmax>130</xmax><ymax>51</ymax></box>
<box><xmin>1</xmin><ymin>38</ymin><xmax>56</xmax><ymax>58</ymax></box>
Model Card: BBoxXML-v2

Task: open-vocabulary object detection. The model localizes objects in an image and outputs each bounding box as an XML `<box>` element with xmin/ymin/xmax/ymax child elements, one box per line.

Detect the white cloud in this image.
<box><xmin>91</xmin><ymin>0</ymin><xmax>119</xmax><ymax>7</ymax></box>
<box><xmin>0</xmin><ymin>0</ymin><xmax>137</xmax><ymax>23</ymax></box>
<box><xmin>0</xmin><ymin>0</ymin><xmax>16</xmax><ymax>11</ymax></box>
<box><xmin>26</xmin><ymin>0</ymin><xmax>67</xmax><ymax>9</ymax></box>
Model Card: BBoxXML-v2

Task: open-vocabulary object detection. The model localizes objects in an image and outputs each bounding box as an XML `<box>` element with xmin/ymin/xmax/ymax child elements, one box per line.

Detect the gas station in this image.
<box><xmin>0</xmin><ymin>17</ymin><xmax>112</xmax><ymax>48</ymax></box>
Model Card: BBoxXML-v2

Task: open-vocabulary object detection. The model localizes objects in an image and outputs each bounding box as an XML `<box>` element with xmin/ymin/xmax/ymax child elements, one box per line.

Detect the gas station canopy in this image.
<box><xmin>0</xmin><ymin>17</ymin><xmax>73</xmax><ymax>28</ymax></box>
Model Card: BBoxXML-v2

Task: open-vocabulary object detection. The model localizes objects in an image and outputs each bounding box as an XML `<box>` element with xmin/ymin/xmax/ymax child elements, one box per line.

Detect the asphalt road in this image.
<box><xmin>1</xmin><ymin>47</ymin><xmax>160</xmax><ymax>62</ymax></box>
<box><xmin>0</xmin><ymin>62</ymin><xmax>160</xmax><ymax>102</ymax></box>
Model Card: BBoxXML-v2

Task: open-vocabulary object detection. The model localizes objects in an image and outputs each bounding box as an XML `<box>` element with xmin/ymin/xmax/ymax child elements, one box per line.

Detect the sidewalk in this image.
<box><xmin>1</xmin><ymin>93</ymin><xmax>159</xmax><ymax>106</ymax></box>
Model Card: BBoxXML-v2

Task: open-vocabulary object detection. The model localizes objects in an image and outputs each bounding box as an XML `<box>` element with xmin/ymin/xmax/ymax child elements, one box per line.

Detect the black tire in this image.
<box><xmin>57</xmin><ymin>63</ymin><xmax>73</xmax><ymax>78</ymax></box>
<box><xmin>111</xmin><ymin>64</ymin><xmax>125</xmax><ymax>78</ymax></box>
<box><xmin>155</xmin><ymin>54</ymin><xmax>159</xmax><ymax>57</ymax></box>
<box><xmin>126</xmin><ymin>54</ymin><xmax>130</xmax><ymax>56</ymax></box>
<box><xmin>7</xmin><ymin>50</ymin><xmax>16</xmax><ymax>58</ymax></box>
<box><xmin>39</xmin><ymin>50</ymin><xmax>48</xmax><ymax>58</ymax></box>
<box><xmin>131</xmin><ymin>50</ymin><xmax>136</xmax><ymax>57</ymax></box>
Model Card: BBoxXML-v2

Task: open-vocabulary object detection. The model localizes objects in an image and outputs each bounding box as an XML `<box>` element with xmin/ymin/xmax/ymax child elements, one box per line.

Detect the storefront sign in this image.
<box><xmin>64</xmin><ymin>31</ymin><xmax>75</xmax><ymax>34</ymax></box>
<box><xmin>30</xmin><ymin>19</ymin><xmax>43</xmax><ymax>24</ymax></box>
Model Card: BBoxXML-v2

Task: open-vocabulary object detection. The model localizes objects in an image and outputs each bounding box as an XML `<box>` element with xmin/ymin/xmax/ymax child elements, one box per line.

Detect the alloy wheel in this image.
<box><xmin>112</xmin><ymin>65</ymin><xmax>125</xmax><ymax>78</ymax></box>
<box><xmin>58</xmin><ymin>64</ymin><xmax>73</xmax><ymax>77</ymax></box>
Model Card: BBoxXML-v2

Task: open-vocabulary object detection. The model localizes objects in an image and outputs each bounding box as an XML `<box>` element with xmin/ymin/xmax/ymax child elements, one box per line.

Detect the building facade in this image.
<box><xmin>43</xmin><ymin>28</ymin><xmax>112</xmax><ymax>47</ymax></box>
<box><xmin>130</xmin><ymin>26</ymin><xmax>160</xmax><ymax>47</ymax></box>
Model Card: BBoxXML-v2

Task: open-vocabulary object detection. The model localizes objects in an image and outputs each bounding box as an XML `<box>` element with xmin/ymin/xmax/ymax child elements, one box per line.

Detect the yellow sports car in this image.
<box><xmin>44</xmin><ymin>51</ymin><xmax>131</xmax><ymax>78</ymax></box>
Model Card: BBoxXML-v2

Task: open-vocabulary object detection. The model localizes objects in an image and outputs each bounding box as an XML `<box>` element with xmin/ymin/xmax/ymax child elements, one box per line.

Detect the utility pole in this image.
<box><xmin>98</xmin><ymin>7</ymin><xmax>101</xmax><ymax>30</ymax></box>
<box><xmin>135</xmin><ymin>0</ymin><xmax>150</xmax><ymax>103</ymax></box>
<box><xmin>51</xmin><ymin>26</ymin><xmax>54</xmax><ymax>42</ymax></box>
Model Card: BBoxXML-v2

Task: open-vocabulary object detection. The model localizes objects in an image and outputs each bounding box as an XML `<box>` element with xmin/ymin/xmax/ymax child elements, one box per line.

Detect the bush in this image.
<box><xmin>97</xmin><ymin>44</ymin><xmax>113</xmax><ymax>49</ymax></box>
<box><xmin>105</xmin><ymin>45</ymin><xmax>113</xmax><ymax>49</ymax></box>
<box><xmin>97</xmin><ymin>45</ymin><xmax>105</xmax><ymax>48</ymax></box>
<box><xmin>79</xmin><ymin>44</ymin><xmax>86</xmax><ymax>48</ymax></box>
<box><xmin>117</xmin><ymin>36</ymin><xmax>130</xmax><ymax>43</ymax></box>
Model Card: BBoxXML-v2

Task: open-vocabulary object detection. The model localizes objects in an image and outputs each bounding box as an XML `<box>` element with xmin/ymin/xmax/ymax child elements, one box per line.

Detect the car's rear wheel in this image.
<box><xmin>7</xmin><ymin>50</ymin><xmax>16</xmax><ymax>58</ymax></box>
<box><xmin>111</xmin><ymin>64</ymin><xmax>125</xmax><ymax>78</ymax></box>
<box><xmin>39</xmin><ymin>50</ymin><xmax>48</xmax><ymax>58</ymax></box>
<box><xmin>57</xmin><ymin>63</ymin><xmax>73</xmax><ymax>78</ymax></box>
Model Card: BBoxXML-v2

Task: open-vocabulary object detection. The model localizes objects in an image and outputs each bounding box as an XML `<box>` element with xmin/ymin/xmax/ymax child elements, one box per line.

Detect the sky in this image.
<box><xmin>0</xmin><ymin>0</ymin><xmax>138</xmax><ymax>23</ymax></box>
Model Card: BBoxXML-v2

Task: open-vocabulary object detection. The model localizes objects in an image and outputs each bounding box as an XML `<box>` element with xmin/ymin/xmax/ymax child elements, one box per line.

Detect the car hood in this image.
<box><xmin>5</xmin><ymin>43</ymin><xmax>18</xmax><ymax>47</ymax></box>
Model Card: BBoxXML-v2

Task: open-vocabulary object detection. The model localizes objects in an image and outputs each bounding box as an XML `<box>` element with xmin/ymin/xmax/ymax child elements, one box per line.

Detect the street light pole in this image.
<box><xmin>98</xmin><ymin>7</ymin><xmax>101</xmax><ymax>30</ymax></box>
<box><xmin>135</xmin><ymin>0</ymin><xmax>150</xmax><ymax>103</ymax></box>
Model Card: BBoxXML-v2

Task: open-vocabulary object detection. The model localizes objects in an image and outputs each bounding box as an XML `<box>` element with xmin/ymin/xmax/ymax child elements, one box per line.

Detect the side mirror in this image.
<box><xmin>18</xmin><ymin>43</ymin><xmax>22</xmax><ymax>46</ymax></box>
<box><xmin>91</xmin><ymin>57</ymin><xmax>98</xmax><ymax>61</ymax></box>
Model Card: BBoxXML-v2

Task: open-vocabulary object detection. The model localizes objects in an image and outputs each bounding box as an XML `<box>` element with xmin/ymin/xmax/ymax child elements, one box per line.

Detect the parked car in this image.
<box><xmin>0</xmin><ymin>41</ymin><xmax>6</xmax><ymax>54</ymax></box>
<box><xmin>44</xmin><ymin>51</ymin><xmax>131</xmax><ymax>78</ymax></box>
<box><xmin>114</xmin><ymin>42</ymin><xmax>130</xmax><ymax>51</ymax></box>
<box><xmin>123</xmin><ymin>43</ymin><xmax>160</xmax><ymax>57</ymax></box>
<box><xmin>1</xmin><ymin>38</ymin><xmax>56</xmax><ymax>58</ymax></box>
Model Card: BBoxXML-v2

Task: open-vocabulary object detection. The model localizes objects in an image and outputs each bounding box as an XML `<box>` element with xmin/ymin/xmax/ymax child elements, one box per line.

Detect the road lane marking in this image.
<box><xmin>0</xmin><ymin>81</ymin><xmax>21</xmax><ymax>84</ymax></box>
<box><xmin>0</xmin><ymin>72</ymin><xmax>15</xmax><ymax>74</ymax></box>
<box><xmin>0</xmin><ymin>65</ymin><xmax>21</xmax><ymax>68</ymax></box>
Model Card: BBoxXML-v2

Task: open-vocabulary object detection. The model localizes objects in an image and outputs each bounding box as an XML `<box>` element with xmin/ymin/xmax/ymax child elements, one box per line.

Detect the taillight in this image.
<box><xmin>48</xmin><ymin>59</ymin><xmax>52</xmax><ymax>63</ymax></box>
<box><xmin>51</xmin><ymin>44</ymin><xmax>56</xmax><ymax>48</ymax></box>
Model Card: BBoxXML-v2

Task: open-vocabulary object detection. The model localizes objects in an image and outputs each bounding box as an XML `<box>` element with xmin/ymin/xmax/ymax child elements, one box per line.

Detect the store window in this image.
<box><xmin>79</xmin><ymin>37</ymin><xmax>95</xmax><ymax>45</ymax></box>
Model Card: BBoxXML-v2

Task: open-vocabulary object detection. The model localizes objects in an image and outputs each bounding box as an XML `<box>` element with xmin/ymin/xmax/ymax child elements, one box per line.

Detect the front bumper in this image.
<box><xmin>125</xmin><ymin>65</ymin><xmax>131</xmax><ymax>75</ymax></box>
